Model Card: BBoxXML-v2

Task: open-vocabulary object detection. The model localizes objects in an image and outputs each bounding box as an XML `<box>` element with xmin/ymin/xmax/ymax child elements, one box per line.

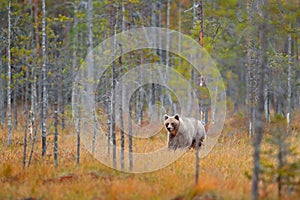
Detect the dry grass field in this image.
<box><xmin>1</xmin><ymin>113</ymin><xmax>299</xmax><ymax>200</ymax></box>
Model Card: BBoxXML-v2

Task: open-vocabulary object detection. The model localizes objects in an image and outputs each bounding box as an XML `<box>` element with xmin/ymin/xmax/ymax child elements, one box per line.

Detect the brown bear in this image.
<box><xmin>163</xmin><ymin>114</ymin><xmax>206</xmax><ymax>150</ymax></box>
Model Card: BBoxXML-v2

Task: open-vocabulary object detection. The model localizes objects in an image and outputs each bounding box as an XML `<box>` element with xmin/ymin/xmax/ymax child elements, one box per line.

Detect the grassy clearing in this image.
<box><xmin>0</xmin><ymin>114</ymin><xmax>299</xmax><ymax>200</ymax></box>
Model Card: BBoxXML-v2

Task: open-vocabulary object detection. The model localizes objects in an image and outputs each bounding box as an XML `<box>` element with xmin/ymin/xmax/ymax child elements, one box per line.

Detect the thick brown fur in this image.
<box><xmin>164</xmin><ymin>114</ymin><xmax>206</xmax><ymax>150</ymax></box>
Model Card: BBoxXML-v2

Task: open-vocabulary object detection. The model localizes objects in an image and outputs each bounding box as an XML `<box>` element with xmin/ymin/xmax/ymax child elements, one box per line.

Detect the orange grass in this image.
<box><xmin>0</xmin><ymin>113</ymin><xmax>299</xmax><ymax>200</ymax></box>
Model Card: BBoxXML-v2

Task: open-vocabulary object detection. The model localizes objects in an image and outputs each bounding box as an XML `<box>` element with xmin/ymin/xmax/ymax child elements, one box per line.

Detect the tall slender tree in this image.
<box><xmin>247</xmin><ymin>0</ymin><xmax>255</xmax><ymax>137</ymax></box>
<box><xmin>0</xmin><ymin>58</ymin><xmax>5</xmax><ymax>127</ymax></box>
<box><xmin>287</xmin><ymin>22</ymin><xmax>292</xmax><ymax>128</ymax></box>
<box><xmin>7</xmin><ymin>0</ymin><xmax>12</xmax><ymax>146</ymax></box>
<box><xmin>41</xmin><ymin>0</ymin><xmax>48</xmax><ymax>156</ymax></box>
<box><xmin>251</xmin><ymin>0</ymin><xmax>268</xmax><ymax>199</ymax></box>
<box><xmin>119</xmin><ymin>1</ymin><xmax>126</xmax><ymax>171</ymax></box>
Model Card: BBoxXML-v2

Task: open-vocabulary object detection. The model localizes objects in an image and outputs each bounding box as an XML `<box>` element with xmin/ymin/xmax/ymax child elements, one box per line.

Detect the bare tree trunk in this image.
<box><xmin>28</xmin><ymin>119</ymin><xmax>38</xmax><ymax>167</ymax></box>
<box><xmin>59</xmin><ymin>69</ymin><xmax>65</xmax><ymax>130</ymax></box>
<box><xmin>86</xmin><ymin>0</ymin><xmax>97</xmax><ymax>155</ymax></box>
<box><xmin>287</xmin><ymin>23</ymin><xmax>292</xmax><ymax>128</ymax></box>
<box><xmin>13</xmin><ymin>81</ymin><xmax>18</xmax><ymax>130</ymax></box>
<box><xmin>129</xmin><ymin>106</ymin><xmax>133</xmax><ymax>171</ymax></box>
<box><xmin>251</xmin><ymin>1</ymin><xmax>267</xmax><ymax>199</ymax></box>
<box><xmin>29</xmin><ymin>0</ymin><xmax>36</xmax><ymax>132</ymax></box>
<box><xmin>247</xmin><ymin>0</ymin><xmax>255</xmax><ymax>137</ymax></box>
<box><xmin>72</xmin><ymin>1</ymin><xmax>80</xmax><ymax>167</ymax></box>
<box><xmin>127</xmin><ymin>6</ymin><xmax>133</xmax><ymax>171</ymax></box>
<box><xmin>277</xmin><ymin>127</ymin><xmax>283</xmax><ymax>199</ymax></box>
<box><xmin>54</xmin><ymin>100</ymin><xmax>58</xmax><ymax>168</ymax></box>
<box><xmin>41</xmin><ymin>0</ymin><xmax>48</xmax><ymax>156</ymax></box>
<box><xmin>75</xmin><ymin>84</ymin><xmax>81</xmax><ymax>168</ymax></box>
<box><xmin>110</xmin><ymin>1</ymin><xmax>117</xmax><ymax>168</ymax></box>
<box><xmin>119</xmin><ymin>48</ymin><xmax>125</xmax><ymax>170</ymax></box>
<box><xmin>76</xmin><ymin>111</ymin><xmax>81</xmax><ymax>168</ymax></box>
<box><xmin>7</xmin><ymin>0</ymin><xmax>12</xmax><ymax>146</ymax></box>
<box><xmin>23</xmin><ymin>117</ymin><xmax>28</xmax><ymax>169</ymax></box>
<box><xmin>0</xmin><ymin>58</ymin><xmax>5</xmax><ymax>127</ymax></box>
<box><xmin>119</xmin><ymin>2</ymin><xmax>126</xmax><ymax>170</ymax></box>
<box><xmin>178</xmin><ymin>3</ymin><xmax>182</xmax><ymax>54</ymax></box>
<box><xmin>166</xmin><ymin>0</ymin><xmax>170</xmax><ymax>79</ymax></box>
<box><xmin>158</xmin><ymin>2</ymin><xmax>163</xmax><ymax>64</ymax></box>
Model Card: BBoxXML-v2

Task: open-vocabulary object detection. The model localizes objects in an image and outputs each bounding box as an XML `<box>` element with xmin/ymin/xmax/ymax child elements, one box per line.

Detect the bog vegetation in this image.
<box><xmin>0</xmin><ymin>0</ymin><xmax>299</xmax><ymax>199</ymax></box>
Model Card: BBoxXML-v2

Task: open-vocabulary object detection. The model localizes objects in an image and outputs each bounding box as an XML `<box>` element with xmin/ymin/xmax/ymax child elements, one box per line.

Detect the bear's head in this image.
<box><xmin>163</xmin><ymin>114</ymin><xmax>180</xmax><ymax>135</ymax></box>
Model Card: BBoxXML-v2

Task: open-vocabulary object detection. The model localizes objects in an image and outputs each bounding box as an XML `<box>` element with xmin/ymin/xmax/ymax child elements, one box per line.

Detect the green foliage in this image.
<box><xmin>260</xmin><ymin>117</ymin><xmax>300</xmax><ymax>196</ymax></box>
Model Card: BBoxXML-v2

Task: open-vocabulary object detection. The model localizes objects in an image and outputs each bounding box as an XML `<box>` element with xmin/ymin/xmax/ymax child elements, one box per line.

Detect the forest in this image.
<box><xmin>0</xmin><ymin>0</ymin><xmax>299</xmax><ymax>199</ymax></box>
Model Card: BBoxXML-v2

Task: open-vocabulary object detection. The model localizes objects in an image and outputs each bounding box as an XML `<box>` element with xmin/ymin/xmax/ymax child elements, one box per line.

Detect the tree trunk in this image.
<box><xmin>41</xmin><ymin>0</ymin><xmax>47</xmax><ymax>156</ymax></box>
<box><xmin>287</xmin><ymin>23</ymin><xmax>292</xmax><ymax>128</ymax></box>
<box><xmin>29</xmin><ymin>0</ymin><xmax>37</xmax><ymax>140</ymax></box>
<box><xmin>76</xmin><ymin>111</ymin><xmax>81</xmax><ymax>168</ymax></box>
<box><xmin>13</xmin><ymin>81</ymin><xmax>18</xmax><ymax>130</ymax></box>
<box><xmin>110</xmin><ymin>0</ymin><xmax>117</xmax><ymax>168</ymax></box>
<box><xmin>247</xmin><ymin>0</ymin><xmax>255</xmax><ymax>137</ymax></box>
<box><xmin>166</xmin><ymin>0</ymin><xmax>170</xmax><ymax>80</ymax></box>
<box><xmin>72</xmin><ymin>1</ymin><xmax>80</xmax><ymax>167</ymax></box>
<box><xmin>86</xmin><ymin>0</ymin><xmax>97</xmax><ymax>155</ymax></box>
<box><xmin>119</xmin><ymin>2</ymin><xmax>126</xmax><ymax>170</ymax></box>
<box><xmin>129</xmin><ymin>106</ymin><xmax>133</xmax><ymax>171</ymax></box>
<box><xmin>251</xmin><ymin>1</ymin><xmax>267</xmax><ymax>199</ymax></box>
<box><xmin>7</xmin><ymin>0</ymin><xmax>12</xmax><ymax>146</ymax></box>
<box><xmin>23</xmin><ymin>118</ymin><xmax>28</xmax><ymax>169</ymax></box>
<box><xmin>0</xmin><ymin>58</ymin><xmax>5</xmax><ymax>127</ymax></box>
<box><xmin>54</xmin><ymin>100</ymin><xmax>58</xmax><ymax>168</ymax></box>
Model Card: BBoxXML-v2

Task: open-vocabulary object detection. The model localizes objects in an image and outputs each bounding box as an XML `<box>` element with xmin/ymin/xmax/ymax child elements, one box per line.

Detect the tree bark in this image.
<box><xmin>7</xmin><ymin>0</ymin><xmax>12</xmax><ymax>146</ymax></box>
<box><xmin>119</xmin><ymin>1</ymin><xmax>126</xmax><ymax>170</ymax></box>
<box><xmin>41</xmin><ymin>0</ymin><xmax>47</xmax><ymax>156</ymax></box>
<box><xmin>110</xmin><ymin>0</ymin><xmax>117</xmax><ymax>168</ymax></box>
<box><xmin>0</xmin><ymin>58</ymin><xmax>5</xmax><ymax>127</ymax></box>
<box><xmin>23</xmin><ymin>118</ymin><xmax>28</xmax><ymax>169</ymax></box>
<box><xmin>54</xmin><ymin>100</ymin><xmax>58</xmax><ymax>168</ymax></box>
<box><xmin>13</xmin><ymin>81</ymin><xmax>18</xmax><ymax>130</ymax></box>
<box><xmin>287</xmin><ymin>23</ymin><xmax>292</xmax><ymax>127</ymax></box>
<box><xmin>251</xmin><ymin>1</ymin><xmax>267</xmax><ymax>199</ymax></box>
<box><xmin>247</xmin><ymin>0</ymin><xmax>255</xmax><ymax>137</ymax></box>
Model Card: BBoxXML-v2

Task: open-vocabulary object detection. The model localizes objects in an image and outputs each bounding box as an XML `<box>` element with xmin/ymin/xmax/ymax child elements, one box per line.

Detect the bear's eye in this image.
<box><xmin>165</xmin><ymin>123</ymin><xmax>169</xmax><ymax>127</ymax></box>
<box><xmin>171</xmin><ymin>123</ymin><xmax>174</xmax><ymax>127</ymax></box>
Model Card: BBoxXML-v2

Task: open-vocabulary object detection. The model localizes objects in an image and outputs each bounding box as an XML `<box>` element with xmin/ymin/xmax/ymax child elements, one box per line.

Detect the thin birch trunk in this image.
<box><xmin>178</xmin><ymin>4</ymin><xmax>181</xmax><ymax>54</ymax></box>
<box><xmin>247</xmin><ymin>0</ymin><xmax>254</xmax><ymax>137</ymax></box>
<box><xmin>28</xmin><ymin>117</ymin><xmax>38</xmax><ymax>167</ymax></box>
<box><xmin>75</xmin><ymin>83</ymin><xmax>81</xmax><ymax>168</ymax></box>
<box><xmin>127</xmin><ymin>5</ymin><xmax>133</xmax><ymax>171</ymax></box>
<box><xmin>0</xmin><ymin>58</ymin><xmax>5</xmax><ymax>127</ymax></box>
<box><xmin>73</xmin><ymin>2</ymin><xmax>80</xmax><ymax>167</ymax></box>
<box><xmin>7</xmin><ymin>0</ymin><xmax>12</xmax><ymax>146</ymax></box>
<box><xmin>76</xmin><ymin>110</ymin><xmax>81</xmax><ymax>168</ymax></box>
<box><xmin>86</xmin><ymin>0</ymin><xmax>97</xmax><ymax>155</ymax></box>
<box><xmin>119</xmin><ymin>2</ymin><xmax>126</xmax><ymax>170</ymax></box>
<box><xmin>13</xmin><ymin>81</ymin><xmax>18</xmax><ymax>130</ymax></box>
<box><xmin>54</xmin><ymin>99</ymin><xmax>58</xmax><ymax>168</ymax></box>
<box><xmin>29</xmin><ymin>0</ymin><xmax>36</xmax><ymax>138</ymax></box>
<box><xmin>41</xmin><ymin>0</ymin><xmax>47</xmax><ymax>156</ymax></box>
<box><xmin>166</xmin><ymin>0</ymin><xmax>170</xmax><ymax>80</ymax></box>
<box><xmin>23</xmin><ymin>117</ymin><xmax>28</xmax><ymax>169</ymax></box>
<box><xmin>129</xmin><ymin>106</ymin><xmax>133</xmax><ymax>171</ymax></box>
<box><xmin>195</xmin><ymin>128</ymin><xmax>200</xmax><ymax>184</ymax></box>
<box><xmin>110</xmin><ymin>1</ymin><xmax>117</xmax><ymax>168</ymax></box>
<box><xmin>287</xmin><ymin>23</ymin><xmax>292</xmax><ymax>128</ymax></box>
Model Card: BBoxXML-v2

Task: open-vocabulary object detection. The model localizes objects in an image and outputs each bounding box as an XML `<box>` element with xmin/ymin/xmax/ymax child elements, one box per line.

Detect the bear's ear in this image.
<box><xmin>164</xmin><ymin>114</ymin><xmax>169</xmax><ymax>121</ymax></box>
<box><xmin>174</xmin><ymin>114</ymin><xmax>180</xmax><ymax>121</ymax></box>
